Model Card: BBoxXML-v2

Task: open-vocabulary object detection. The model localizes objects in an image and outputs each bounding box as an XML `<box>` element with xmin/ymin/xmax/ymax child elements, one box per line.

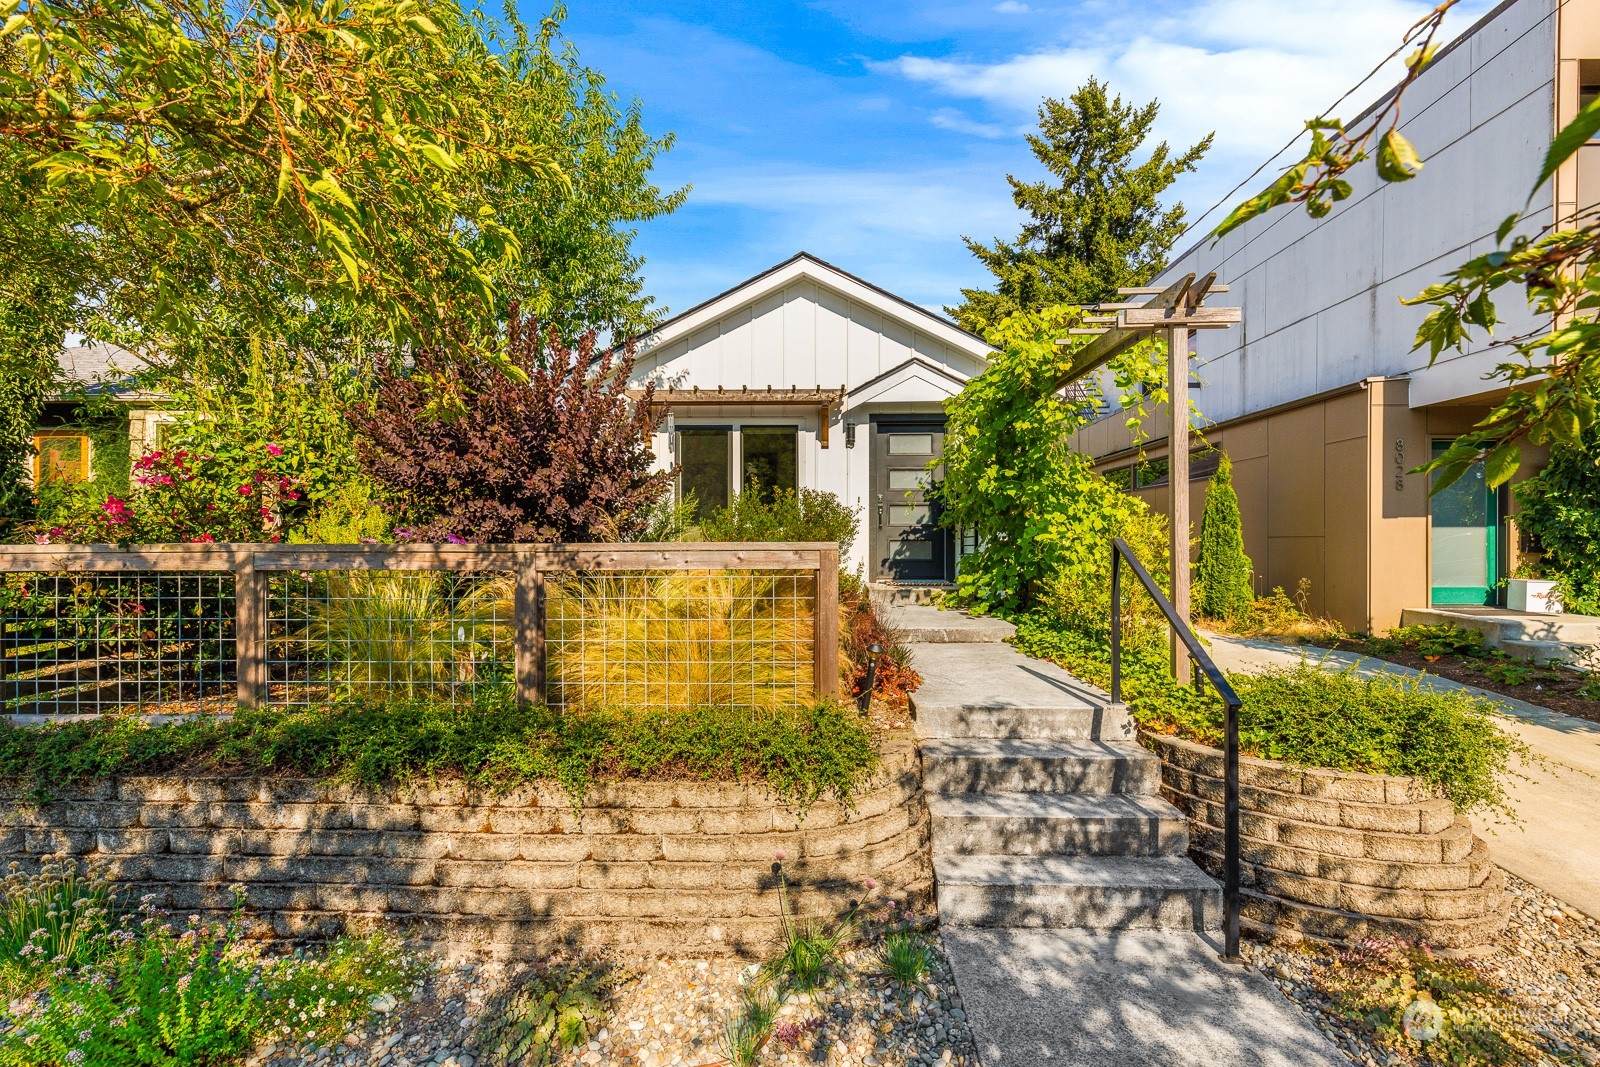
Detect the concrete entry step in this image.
<box><xmin>936</xmin><ymin>854</ymin><xmax>1222</xmax><ymax>931</ymax></box>
<box><xmin>921</xmin><ymin>738</ymin><xmax>1163</xmax><ymax>795</ymax></box>
<box><xmin>1401</xmin><ymin>606</ymin><xmax>1600</xmax><ymax>667</ymax></box>
<box><xmin>867</xmin><ymin>582</ymin><xmax>954</xmax><ymax>606</ymax></box>
<box><xmin>889</xmin><ymin>605</ymin><xmax>1016</xmax><ymax>643</ymax></box>
<box><xmin>930</xmin><ymin>792</ymin><xmax>1191</xmax><ymax>857</ymax></box>
<box><xmin>916</xmin><ymin>701</ymin><xmax>1130</xmax><ymax>741</ymax></box>
<box><xmin>907</xmin><ymin>641</ymin><xmax>1127</xmax><ymax>737</ymax></box>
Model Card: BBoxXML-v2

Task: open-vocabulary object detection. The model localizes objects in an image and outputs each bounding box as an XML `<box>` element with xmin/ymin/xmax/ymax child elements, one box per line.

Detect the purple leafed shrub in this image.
<box><xmin>356</xmin><ymin>310</ymin><xmax>670</xmax><ymax>542</ymax></box>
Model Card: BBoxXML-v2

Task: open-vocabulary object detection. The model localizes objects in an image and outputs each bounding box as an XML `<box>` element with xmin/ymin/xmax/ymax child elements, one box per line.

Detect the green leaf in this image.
<box><xmin>416</xmin><ymin>141</ymin><xmax>458</xmax><ymax>172</ymax></box>
<box><xmin>1495</xmin><ymin>212</ymin><xmax>1520</xmax><ymax>244</ymax></box>
<box><xmin>1375</xmin><ymin>129</ymin><xmax>1423</xmax><ymax>182</ymax></box>
<box><xmin>1533</xmin><ymin>96</ymin><xmax>1600</xmax><ymax>199</ymax></box>
<box><xmin>275</xmin><ymin>154</ymin><xmax>293</xmax><ymax>204</ymax></box>
<box><xmin>0</xmin><ymin>13</ymin><xmax>26</xmax><ymax>37</ymax></box>
<box><xmin>1483</xmin><ymin>441</ymin><xmax>1519</xmax><ymax>488</ymax></box>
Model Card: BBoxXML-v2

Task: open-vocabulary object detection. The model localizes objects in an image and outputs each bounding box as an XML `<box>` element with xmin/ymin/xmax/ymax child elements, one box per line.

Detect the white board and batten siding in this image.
<box><xmin>628</xmin><ymin>253</ymin><xmax>993</xmax><ymax>576</ymax></box>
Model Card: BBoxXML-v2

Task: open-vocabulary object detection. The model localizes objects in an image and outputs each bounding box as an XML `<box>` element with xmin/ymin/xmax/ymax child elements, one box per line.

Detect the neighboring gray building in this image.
<box><xmin>1075</xmin><ymin>0</ymin><xmax>1599</xmax><ymax>630</ymax></box>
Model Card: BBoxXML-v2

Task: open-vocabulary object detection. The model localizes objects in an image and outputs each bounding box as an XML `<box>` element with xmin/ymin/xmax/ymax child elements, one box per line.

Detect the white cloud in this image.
<box><xmin>881</xmin><ymin>0</ymin><xmax>1495</xmax><ymax>228</ymax></box>
<box><xmin>929</xmin><ymin>108</ymin><xmax>1011</xmax><ymax>139</ymax></box>
<box><xmin>993</xmin><ymin>1</ymin><xmax>1031</xmax><ymax>12</ymax></box>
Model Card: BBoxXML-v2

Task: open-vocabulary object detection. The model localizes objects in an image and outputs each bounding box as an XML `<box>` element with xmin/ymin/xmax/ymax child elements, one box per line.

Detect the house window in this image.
<box><xmin>32</xmin><ymin>432</ymin><xmax>91</xmax><ymax>485</ymax></box>
<box><xmin>677</xmin><ymin>425</ymin><xmax>799</xmax><ymax>516</ymax></box>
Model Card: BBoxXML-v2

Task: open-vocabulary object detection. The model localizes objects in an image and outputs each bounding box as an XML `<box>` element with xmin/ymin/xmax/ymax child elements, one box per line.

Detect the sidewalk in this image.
<box><xmin>1201</xmin><ymin>631</ymin><xmax>1600</xmax><ymax>920</ymax></box>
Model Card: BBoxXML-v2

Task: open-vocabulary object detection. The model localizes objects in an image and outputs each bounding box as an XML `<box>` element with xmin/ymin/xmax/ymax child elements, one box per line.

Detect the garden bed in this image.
<box><xmin>1323</xmin><ymin>627</ymin><xmax>1600</xmax><ymax>725</ymax></box>
<box><xmin>0</xmin><ymin>735</ymin><xmax>929</xmax><ymax>959</ymax></box>
<box><xmin>1145</xmin><ymin>732</ymin><xmax>1509</xmax><ymax>952</ymax></box>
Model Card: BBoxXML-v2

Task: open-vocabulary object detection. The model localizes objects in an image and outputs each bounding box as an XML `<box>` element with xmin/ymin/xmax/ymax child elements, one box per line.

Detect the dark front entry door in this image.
<box><xmin>871</xmin><ymin>420</ymin><xmax>950</xmax><ymax>581</ymax></box>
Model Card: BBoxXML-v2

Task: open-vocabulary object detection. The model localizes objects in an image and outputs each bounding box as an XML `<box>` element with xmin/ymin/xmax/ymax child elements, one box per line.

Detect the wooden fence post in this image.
<box><xmin>514</xmin><ymin>549</ymin><xmax>546</xmax><ymax>707</ymax></box>
<box><xmin>813</xmin><ymin>546</ymin><xmax>840</xmax><ymax>699</ymax></box>
<box><xmin>234</xmin><ymin>552</ymin><xmax>266</xmax><ymax>710</ymax></box>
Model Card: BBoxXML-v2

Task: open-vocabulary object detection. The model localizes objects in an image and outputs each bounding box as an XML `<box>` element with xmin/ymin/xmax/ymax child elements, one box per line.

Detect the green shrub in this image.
<box><xmin>1195</xmin><ymin>454</ymin><xmax>1255</xmax><ymax>621</ymax></box>
<box><xmin>1312</xmin><ymin>940</ymin><xmax>1547</xmax><ymax>1066</ymax></box>
<box><xmin>1513</xmin><ymin>424</ymin><xmax>1600</xmax><ymax>615</ymax></box>
<box><xmin>473</xmin><ymin>962</ymin><xmax>614</xmax><ymax>1067</ymax></box>
<box><xmin>1388</xmin><ymin>623</ymin><xmax>1486</xmax><ymax>659</ymax></box>
<box><xmin>0</xmin><ymin>692</ymin><xmax>880</xmax><ymax>814</ymax></box>
<box><xmin>936</xmin><ymin>303</ymin><xmax>1166</xmax><ymax>614</ymax></box>
<box><xmin>876</xmin><ymin>929</ymin><xmax>937</xmax><ymax>1002</ymax></box>
<box><xmin>1040</xmin><ymin>504</ymin><xmax>1170</xmax><ymax>660</ymax></box>
<box><xmin>1012</xmin><ymin>615</ymin><xmax>1526</xmax><ymax>816</ymax></box>
<box><xmin>0</xmin><ymin>890</ymin><xmax>419</xmax><ymax>1066</ymax></box>
<box><xmin>699</xmin><ymin>487</ymin><xmax>858</xmax><ymax>559</ymax></box>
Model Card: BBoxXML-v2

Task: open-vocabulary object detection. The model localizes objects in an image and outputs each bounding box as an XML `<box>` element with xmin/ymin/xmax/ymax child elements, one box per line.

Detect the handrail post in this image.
<box><xmin>1223</xmin><ymin>695</ymin><xmax>1242</xmax><ymax>959</ymax></box>
<box><xmin>1109</xmin><ymin>541</ymin><xmax>1122</xmax><ymax>706</ymax></box>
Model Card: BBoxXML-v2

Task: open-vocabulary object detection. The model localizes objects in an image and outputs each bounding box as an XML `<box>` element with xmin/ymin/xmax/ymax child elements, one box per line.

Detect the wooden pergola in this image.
<box><xmin>1054</xmin><ymin>272</ymin><xmax>1241</xmax><ymax>678</ymax></box>
<box><xmin>627</xmin><ymin>385</ymin><xmax>848</xmax><ymax>447</ymax></box>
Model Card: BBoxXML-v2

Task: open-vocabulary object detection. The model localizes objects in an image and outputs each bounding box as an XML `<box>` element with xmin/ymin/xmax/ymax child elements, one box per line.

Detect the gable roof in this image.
<box><xmin>634</xmin><ymin>252</ymin><xmax>994</xmax><ymax>361</ymax></box>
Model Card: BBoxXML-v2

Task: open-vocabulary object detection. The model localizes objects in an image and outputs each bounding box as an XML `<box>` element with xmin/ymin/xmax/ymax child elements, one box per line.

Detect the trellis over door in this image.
<box><xmin>870</xmin><ymin>418</ymin><xmax>951</xmax><ymax>582</ymax></box>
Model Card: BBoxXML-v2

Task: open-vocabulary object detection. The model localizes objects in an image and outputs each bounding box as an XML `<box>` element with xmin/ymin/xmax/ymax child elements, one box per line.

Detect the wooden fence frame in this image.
<box><xmin>0</xmin><ymin>542</ymin><xmax>841</xmax><ymax>710</ymax></box>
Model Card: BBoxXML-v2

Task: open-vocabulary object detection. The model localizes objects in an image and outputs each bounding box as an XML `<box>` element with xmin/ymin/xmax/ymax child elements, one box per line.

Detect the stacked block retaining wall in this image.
<box><xmin>1143</xmin><ymin>733</ymin><xmax>1508</xmax><ymax>951</ymax></box>
<box><xmin>0</xmin><ymin>742</ymin><xmax>930</xmax><ymax>958</ymax></box>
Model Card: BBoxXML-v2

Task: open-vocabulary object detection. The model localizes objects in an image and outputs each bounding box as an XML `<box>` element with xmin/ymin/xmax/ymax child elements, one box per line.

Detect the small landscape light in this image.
<box><xmin>858</xmin><ymin>642</ymin><xmax>885</xmax><ymax>713</ymax></box>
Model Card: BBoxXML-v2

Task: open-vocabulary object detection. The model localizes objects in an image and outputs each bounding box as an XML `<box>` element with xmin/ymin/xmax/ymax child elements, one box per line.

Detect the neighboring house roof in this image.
<box><xmin>51</xmin><ymin>342</ymin><xmax>163</xmax><ymax>402</ymax></box>
<box><xmin>631</xmin><ymin>251</ymin><xmax>995</xmax><ymax>363</ymax></box>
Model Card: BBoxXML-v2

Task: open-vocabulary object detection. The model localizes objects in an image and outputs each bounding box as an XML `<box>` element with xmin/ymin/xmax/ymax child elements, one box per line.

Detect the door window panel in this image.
<box><xmin>890</xmin><ymin>541</ymin><xmax>934</xmax><ymax>560</ymax></box>
<box><xmin>890</xmin><ymin>504</ymin><xmax>930</xmax><ymax>526</ymax></box>
<box><xmin>888</xmin><ymin>469</ymin><xmax>929</xmax><ymax>491</ymax></box>
<box><xmin>741</xmin><ymin>426</ymin><xmax>797</xmax><ymax>499</ymax></box>
<box><xmin>888</xmin><ymin>434</ymin><xmax>933</xmax><ymax>455</ymax></box>
<box><xmin>678</xmin><ymin>429</ymin><xmax>730</xmax><ymax>517</ymax></box>
<box><xmin>1430</xmin><ymin>448</ymin><xmax>1495</xmax><ymax>603</ymax></box>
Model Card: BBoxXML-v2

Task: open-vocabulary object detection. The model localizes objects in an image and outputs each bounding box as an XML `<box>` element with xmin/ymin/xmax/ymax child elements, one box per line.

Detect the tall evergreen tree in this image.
<box><xmin>950</xmin><ymin>79</ymin><xmax>1212</xmax><ymax>333</ymax></box>
<box><xmin>1196</xmin><ymin>454</ymin><xmax>1255</xmax><ymax>621</ymax></box>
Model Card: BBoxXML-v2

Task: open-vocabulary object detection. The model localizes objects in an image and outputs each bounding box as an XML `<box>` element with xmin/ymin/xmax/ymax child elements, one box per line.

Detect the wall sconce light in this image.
<box><xmin>666</xmin><ymin>411</ymin><xmax>676</xmax><ymax>453</ymax></box>
<box><xmin>846</xmin><ymin>422</ymin><xmax>858</xmax><ymax>448</ymax></box>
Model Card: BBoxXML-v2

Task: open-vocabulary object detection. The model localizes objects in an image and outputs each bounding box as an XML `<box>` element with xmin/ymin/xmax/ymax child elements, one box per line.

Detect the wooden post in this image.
<box><xmin>813</xmin><ymin>546</ymin><xmax>840</xmax><ymax>699</ymax></box>
<box><xmin>514</xmin><ymin>550</ymin><xmax>546</xmax><ymax>708</ymax></box>
<box><xmin>1168</xmin><ymin>326</ymin><xmax>1192</xmax><ymax>682</ymax></box>
<box><xmin>234</xmin><ymin>553</ymin><xmax>266</xmax><ymax>711</ymax></box>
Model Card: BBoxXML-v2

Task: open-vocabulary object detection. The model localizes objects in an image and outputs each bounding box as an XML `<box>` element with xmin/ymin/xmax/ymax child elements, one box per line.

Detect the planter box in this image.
<box><xmin>1507</xmin><ymin>577</ymin><xmax>1563</xmax><ymax>614</ymax></box>
<box><xmin>1142</xmin><ymin>732</ymin><xmax>1508</xmax><ymax>953</ymax></box>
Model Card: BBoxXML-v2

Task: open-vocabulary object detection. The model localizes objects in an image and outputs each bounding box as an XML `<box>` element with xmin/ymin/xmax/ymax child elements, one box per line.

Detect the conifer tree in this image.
<box><xmin>950</xmin><ymin>79</ymin><xmax>1211</xmax><ymax>333</ymax></box>
<box><xmin>1196</xmin><ymin>454</ymin><xmax>1255</xmax><ymax>620</ymax></box>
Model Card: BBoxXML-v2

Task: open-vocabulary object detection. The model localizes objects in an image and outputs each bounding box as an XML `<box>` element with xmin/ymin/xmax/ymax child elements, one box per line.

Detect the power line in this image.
<box><xmin>1182</xmin><ymin>0</ymin><xmax>1562</xmax><ymax>236</ymax></box>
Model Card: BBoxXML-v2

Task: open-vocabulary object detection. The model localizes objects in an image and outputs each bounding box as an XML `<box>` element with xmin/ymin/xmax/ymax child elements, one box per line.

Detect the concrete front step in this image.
<box><xmin>916</xmin><ymin>701</ymin><xmax>1132</xmax><ymax>741</ymax></box>
<box><xmin>921</xmin><ymin>739</ymin><xmax>1162</xmax><ymax>795</ymax></box>
<box><xmin>930</xmin><ymin>792</ymin><xmax>1191</xmax><ymax>857</ymax></box>
<box><xmin>891</xmin><ymin>605</ymin><xmax>1017</xmax><ymax>643</ymax></box>
<box><xmin>867</xmin><ymin>582</ymin><xmax>954</xmax><ymax>606</ymax></box>
<box><xmin>936</xmin><ymin>854</ymin><xmax>1222</xmax><ymax>931</ymax></box>
<box><xmin>1400</xmin><ymin>606</ymin><xmax>1600</xmax><ymax>664</ymax></box>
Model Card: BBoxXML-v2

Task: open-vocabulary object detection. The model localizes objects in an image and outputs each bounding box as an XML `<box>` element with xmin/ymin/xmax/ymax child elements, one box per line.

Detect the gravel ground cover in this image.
<box><xmin>246</xmin><ymin>936</ymin><xmax>978</xmax><ymax>1067</ymax></box>
<box><xmin>1247</xmin><ymin>870</ymin><xmax>1600</xmax><ymax>1066</ymax></box>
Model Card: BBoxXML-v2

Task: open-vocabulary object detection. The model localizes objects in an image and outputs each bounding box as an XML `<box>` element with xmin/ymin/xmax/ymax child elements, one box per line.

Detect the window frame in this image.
<box><xmin>31</xmin><ymin>430</ymin><xmax>92</xmax><ymax>486</ymax></box>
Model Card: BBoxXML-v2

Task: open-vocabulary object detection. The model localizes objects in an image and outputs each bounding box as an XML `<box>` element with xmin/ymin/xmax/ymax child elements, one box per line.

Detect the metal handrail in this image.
<box><xmin>1109</xmin><ymin>536</ymin><xmax>1242</xmax><ymax>960</ymax></box>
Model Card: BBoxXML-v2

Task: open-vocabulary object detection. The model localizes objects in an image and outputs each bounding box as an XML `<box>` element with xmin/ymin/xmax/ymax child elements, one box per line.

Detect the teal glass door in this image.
<box><xmin>1429</xmin><ymin>442</ymin><xmax>1500</xmax><ymax>605</ymax></box>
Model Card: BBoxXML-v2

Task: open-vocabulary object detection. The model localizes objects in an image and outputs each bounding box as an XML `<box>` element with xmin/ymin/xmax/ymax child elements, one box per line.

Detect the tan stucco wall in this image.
<box><xmin>1077</xmin><ymin>379</ymin><xmax>1545</xmax><ymax>634</ymax></box>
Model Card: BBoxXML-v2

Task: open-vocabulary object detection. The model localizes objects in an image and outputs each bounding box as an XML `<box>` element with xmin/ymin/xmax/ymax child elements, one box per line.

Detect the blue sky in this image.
<box><xmin>543</xmin><ymin>0</ymin><xmax>1494</xmax><ymax>319</ymax></box>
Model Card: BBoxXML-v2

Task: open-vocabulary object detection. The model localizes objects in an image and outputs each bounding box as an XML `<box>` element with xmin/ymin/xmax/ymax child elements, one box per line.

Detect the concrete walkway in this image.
<box><xmin>1201</xmin><ymin>631</ymin><xmax>1600</xmax><ymax>920</ymax></box>
<box><xmin>943</xmin><ymin>929</ymin><xmax>1346</xmax><ymax>1067</ymax></box>
<box><xmin>891</xmin><ymin>606</ymin><xmax>1346</xmax><ymax>1067</ymax></box>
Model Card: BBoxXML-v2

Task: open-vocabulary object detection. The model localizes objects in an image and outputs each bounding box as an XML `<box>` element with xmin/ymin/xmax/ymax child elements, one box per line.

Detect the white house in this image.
<box><xmin>626</xmin><ymin>253</ymin><xmax>994</xmax><ymax>582</ymax></box>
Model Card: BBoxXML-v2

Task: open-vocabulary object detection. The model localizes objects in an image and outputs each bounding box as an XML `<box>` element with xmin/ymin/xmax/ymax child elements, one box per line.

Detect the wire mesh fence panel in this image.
<box><xmin>264</xmin><ymin>569</ymin><xmax>515</xmax><ymax>708</ymax></box>
<box><xmin>544</xmin><ymin>569</ymin><xmax>816</xmax><ymax>712</ymax></box>
<box><xmin>0</xmin><ymin>571</ymin><xmax>236</xmax><ymax>717</ymax></box>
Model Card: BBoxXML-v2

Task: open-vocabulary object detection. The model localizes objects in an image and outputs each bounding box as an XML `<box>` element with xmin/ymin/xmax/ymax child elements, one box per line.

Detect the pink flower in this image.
<box><xmin>864</xmin><ymin>878</ymin><xmax>877</xmax><ymax>891</ymax></box>
<box><xmin>265</xmin><ymin>444</ymin><xmax>284</xmax><ymax>457</ymax></box>
<box><xmin>773</xmin><ymin>849</ymin><xmax>786</xmax><ymax>862</ymax></box>
<box><xmin>238</xmin><ymin>485</ymin><xmax>252</xmax><ymax>496</ymax></box>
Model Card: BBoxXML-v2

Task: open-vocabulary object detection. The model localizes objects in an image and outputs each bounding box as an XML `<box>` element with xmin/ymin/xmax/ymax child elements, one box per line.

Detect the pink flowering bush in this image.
<box><xmin>34</xmin><ymin>445</ymin><xmax>307</xmax><ymax>544</ymax></box>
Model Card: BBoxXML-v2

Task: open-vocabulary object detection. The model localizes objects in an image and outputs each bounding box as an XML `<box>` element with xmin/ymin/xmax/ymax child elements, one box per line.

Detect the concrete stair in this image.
<box><xmin>901</xmin><ymin>613</ymin><xmax>1221</xmax><ymax>933</ymax></box>
<box><xmin>1400</xmin><ymin>606</ymin><xmax>1600</xmax><ymax>668</ymax></box>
